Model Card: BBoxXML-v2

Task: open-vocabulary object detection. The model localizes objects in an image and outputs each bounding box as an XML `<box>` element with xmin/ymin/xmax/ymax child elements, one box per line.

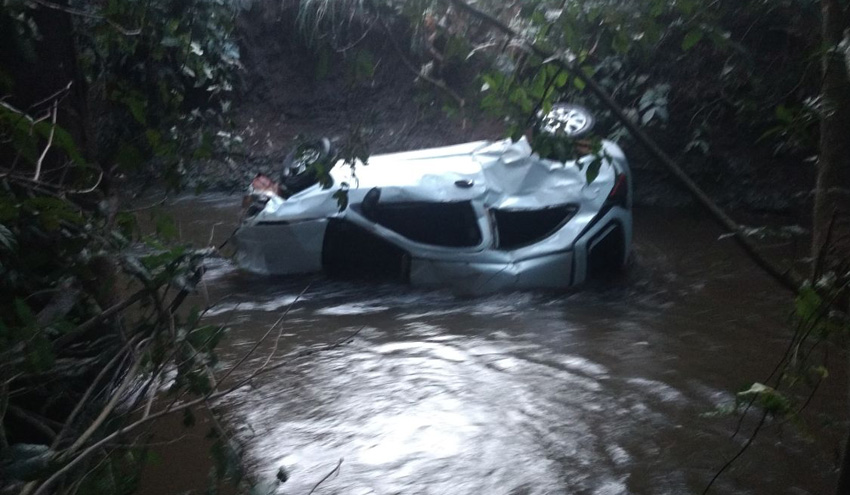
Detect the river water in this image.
<box><xmin>139</xmin><ymin>194</ymin><xmax>843</xmax><ymax>495</ymax></box>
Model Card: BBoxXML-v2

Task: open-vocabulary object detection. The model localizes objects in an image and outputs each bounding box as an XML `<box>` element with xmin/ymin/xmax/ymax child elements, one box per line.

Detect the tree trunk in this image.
<box><xmin>813</xmin><ymin>0</ymin><xmax>850</xmax><ymax>271</ymax></box>
<box><xmin>820</xmin><ymin>4</ymin><xmax>850</xmax><ymax>494</ymax></box>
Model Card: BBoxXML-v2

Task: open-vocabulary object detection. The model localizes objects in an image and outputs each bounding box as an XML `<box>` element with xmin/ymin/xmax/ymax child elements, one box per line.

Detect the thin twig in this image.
<box><xmin>52</xmin><ymin>291</ymin><xmax>147</xmax><ymax>351</ymax></box>
<box><xmin>307</xmin><ymin>458</ymin><xmax>343</xmax><ymax>495</ymax></box>
<box><xmin>33</xmin><ymin>101</ymin><xmax>58</xmax><ymax>182</ymax></box>
<box><xmin>51</xmin><ymin>337</ymin><xmax>139</xmax><ymax>449</ymax></box>
<box><xmin>702</xmin><ymin>411</ymin><xmax>769</xmax><ymax>494</ymax></box>
<box><xmin>121</xmin><ymin>196</ymin><xmax>168</xmax><ymax>213</ymax></box>
<box><xmin>217</xmin><ymin>285</ymin><xmax>310</xmax><ymax>385</ymax></box>
<box><xmin>27</xmin><ymin>81</ymin><xmax>73</xmax><ymax>113</ymax></box>
<box><xmin>7</xmin><ymin>405</ymin><xmax>58</xmax><ymax>440</ymax></box>
<box><xmin>207</xmin><ymin>222</ymin><xmax>224</xmax><ymax>247</ymax></box>
<box><xmin>60</xmin><ymin>349</ymin><xmax>144</xmax><ymax>459</ymax></box>
<box><xmin>67</xmin><ymin>168</ymin><xmax>104</xmax><ymax>194</ymax></box>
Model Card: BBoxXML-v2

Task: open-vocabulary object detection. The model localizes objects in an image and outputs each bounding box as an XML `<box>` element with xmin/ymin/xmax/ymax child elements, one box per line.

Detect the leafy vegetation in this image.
<box><xmin>0</xmin><ymin>0</ymin><xmax>249</xmax><ymax>493</ymax></box>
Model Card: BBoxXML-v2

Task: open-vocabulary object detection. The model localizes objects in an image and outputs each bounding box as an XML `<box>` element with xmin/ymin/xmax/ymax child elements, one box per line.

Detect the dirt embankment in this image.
<box><xmin>193</xmin><ymin>4</ymin><xmax>498</xmax><ymax>191</ymax></box>
<box><xmin>203</xmin><ymin>3</ymin><xmax>812</xmax><ymax>221</ymax></box>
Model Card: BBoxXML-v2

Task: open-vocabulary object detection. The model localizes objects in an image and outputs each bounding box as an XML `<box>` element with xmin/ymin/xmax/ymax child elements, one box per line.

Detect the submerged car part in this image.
<box><xmin>236</xmin><ymin>132</ymin><xmax>632</xmax><ymax>292</ymax></box>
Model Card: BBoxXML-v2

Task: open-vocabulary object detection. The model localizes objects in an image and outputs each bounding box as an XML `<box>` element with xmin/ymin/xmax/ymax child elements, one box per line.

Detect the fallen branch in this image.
<box><xmin>52</xmin><ymin>290</ymin><xmax>147</xmax><ymax>351</ymax></box>
<box><xmin>443</xmin><ymin>0</ymin><xmax>803</xmax><ymax>293</ymax></box>
<box><xmin>51</xmin><ymin>336</ymin><xmax>139</xmax><ymax>449</ymax></box>
<box><xmin>60</xmin><ymin>349</ymin><xmax>144</xmax><ymax>459</ymax></box>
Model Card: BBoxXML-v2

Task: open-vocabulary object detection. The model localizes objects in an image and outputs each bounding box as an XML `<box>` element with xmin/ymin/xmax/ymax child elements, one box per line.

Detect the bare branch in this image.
<box><xmin>27</xmin><ymin>81</ymin><xmax>73</xmax><ymax>113</ymax></box>
<box><xmin>7</xmin><ymin>405</ymin><xmax>58</xmax><ymax>441</ymax></box>
<box><xmin>60</xmin><ymin>349</ymin><xmax>144</xmax><ymax>459</ymax></box>
<box><xmin>67</xmin><ymin>168</ymin><xmax>104</xmax><ymax>194</ymax></box>
<box><xmin>51</xmin><ymin>336</ymin><xmax>140</xmax><ymax>449</ymax></box>
<box><xmin>33</xmin><ymin>100</ymin><xmax>58</xmax><ymax>182</ymax></box>
<box><xmin>52</xmin><ymin>291</ymin><xmax>147</xmax><ymax>351</ymax></box>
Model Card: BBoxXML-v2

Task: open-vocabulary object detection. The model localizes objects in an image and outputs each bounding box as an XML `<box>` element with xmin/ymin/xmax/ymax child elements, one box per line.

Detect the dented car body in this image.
<box><xmin>235</xmin><ymin>135</ymin><xmax>632</xmax><ymax>292</ymax></box>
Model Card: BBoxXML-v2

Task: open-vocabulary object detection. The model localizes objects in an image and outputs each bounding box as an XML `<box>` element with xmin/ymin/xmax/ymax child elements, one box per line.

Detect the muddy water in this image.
<box><xmin>142</xmin><ymin>195</ymin><xmax>843</xmax><ymax>494</ymax></box>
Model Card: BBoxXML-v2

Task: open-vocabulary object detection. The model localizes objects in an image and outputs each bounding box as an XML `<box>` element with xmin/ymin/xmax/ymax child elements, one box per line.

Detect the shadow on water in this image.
<box><xmin>138</xmin><ymin>194</ymin><xmax>843</xmax><ymax>495</ymax></box>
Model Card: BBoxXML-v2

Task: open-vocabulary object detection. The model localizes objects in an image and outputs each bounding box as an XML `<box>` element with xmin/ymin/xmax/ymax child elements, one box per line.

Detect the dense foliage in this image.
<box><xmin>0</xmin><ymin>1</ymin><xmax>246</xmax><ymax>493</ymax></box>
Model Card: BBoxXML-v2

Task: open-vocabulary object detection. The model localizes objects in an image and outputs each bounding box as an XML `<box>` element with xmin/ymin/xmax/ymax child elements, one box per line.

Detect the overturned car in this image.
<box><xmin>235</xmin><ymin>105</ymin><xmax>632</xmax><ymax>292</ymax></box>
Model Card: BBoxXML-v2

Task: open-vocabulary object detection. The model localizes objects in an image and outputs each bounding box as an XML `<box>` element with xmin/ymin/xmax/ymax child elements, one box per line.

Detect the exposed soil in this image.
<box><xmin>191</xmin><ymin>5</ymin><xmax>501</xmax><ymax>192</ymax></box>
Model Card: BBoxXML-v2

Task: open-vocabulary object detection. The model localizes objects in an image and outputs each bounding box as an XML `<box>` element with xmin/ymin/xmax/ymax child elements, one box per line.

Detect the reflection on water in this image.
<box><xmin>139</xmin><ymin>195</ymin><xmax>842</xmax><ymax>495</ymax></box>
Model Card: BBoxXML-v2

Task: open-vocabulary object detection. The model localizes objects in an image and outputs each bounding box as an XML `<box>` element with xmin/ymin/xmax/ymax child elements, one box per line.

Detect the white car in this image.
<box><xmin>236</xmin><ymin>105</ymin><xmax>632</xmax><ymax>292</ymax></box>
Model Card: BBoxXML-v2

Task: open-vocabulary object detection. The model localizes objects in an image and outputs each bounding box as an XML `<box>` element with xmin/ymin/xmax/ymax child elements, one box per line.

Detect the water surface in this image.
<box><xmin>139</xmin><ymin>195</ymin><xmax>842</xmax><ymax>495</ymax></box>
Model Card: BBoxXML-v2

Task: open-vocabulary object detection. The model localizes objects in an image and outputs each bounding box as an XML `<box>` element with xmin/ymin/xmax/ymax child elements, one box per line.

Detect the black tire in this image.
<box><xmin>537</xmin><ymin>103</ymin><xmax>595</xmax><ymax>138</ymax></box>
<box><xmin>281</xmin><ymin>138</ymin><xmax>333</xmax><ymax>194</ymax></box>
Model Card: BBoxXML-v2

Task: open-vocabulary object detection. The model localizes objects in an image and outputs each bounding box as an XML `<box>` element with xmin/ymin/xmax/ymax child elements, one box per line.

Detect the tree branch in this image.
<box><xmin>33</xmin><ymin>101</ymin><xmax>58</xmax><ymax>182</ymax></box>
<box><xmin>52</xmin><ymin>291</ymin><xmax>146</xmax><ymax>351</ymax></box>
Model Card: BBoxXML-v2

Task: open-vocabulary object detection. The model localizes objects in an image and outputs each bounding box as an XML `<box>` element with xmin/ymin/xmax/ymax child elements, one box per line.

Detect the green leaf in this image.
<box><xmin>0</xmin><ymin>223</ymin><xmax>16</xmax><ymax>252</ymax></box>
<box><xmin>573</xmin><ymin>77</ymin><xmax>586</xmax><ymax>91</ymax></box>
<box><xmin>154</xmin><ymin>212</ymin><xmax>179</xmax><ymax>241</ymax></box>
<box><xmin>123</xmin><ymin>95</ymin><xmax>147</xmax><ymax>125</ymax></box>
<box><xmin>775</xmin><ymin>105</ymin><xmax>793</xmax><ymax>123</ymax></box>
<box><xmin>332</xmin><ymin>188</ymin><xmax>349</xmax><ymax>212</ymax></box>
<box><xmin>737</xmin><ymin>382</ymin><xmax>791</xmax><ymax>416</ymax></box>
<box><xmin>681</xmin><ymin>30</ymin><xmax>703</xmax><ymax>51</ymax></box>
<box><xmin>14</xmin><ymin>298</ymin><xmax>37</xmax><ymax>327</ymax></box>
<box><xmin>585</xmin><ymin>158</ymin><xmax>603</xmax><ymax>184</ymax></box>
<box><xmin>795</xmin><ymin>286</ymin><xmax>822</xmax><ymax>321</ymax></box>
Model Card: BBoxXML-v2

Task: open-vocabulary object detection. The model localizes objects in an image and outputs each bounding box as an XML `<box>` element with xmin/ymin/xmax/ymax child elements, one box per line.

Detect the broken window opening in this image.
<box><xmin>357</xmin><ymin>201</ymin><xmax>482</xmax><ymax>248</ymax></box>
<box><xmin>494</xmin><ymin>205</ymin><xmax>579</xmax><ymax>250</ymax></box>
